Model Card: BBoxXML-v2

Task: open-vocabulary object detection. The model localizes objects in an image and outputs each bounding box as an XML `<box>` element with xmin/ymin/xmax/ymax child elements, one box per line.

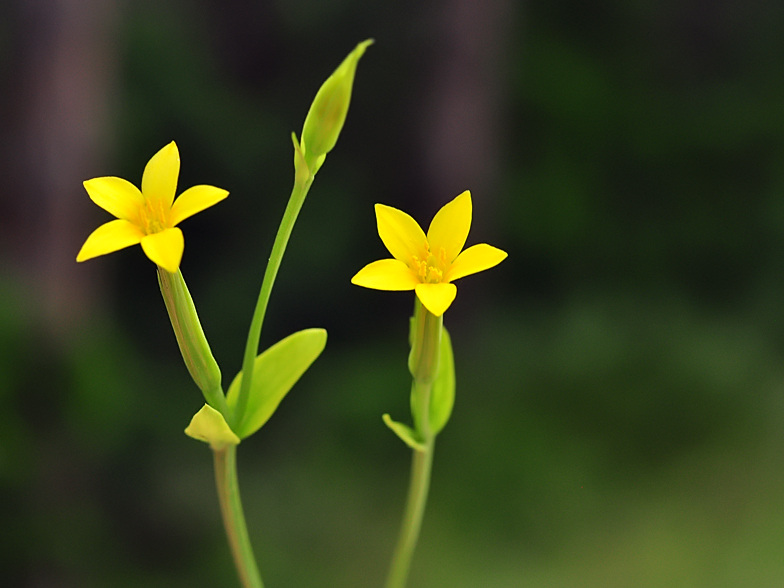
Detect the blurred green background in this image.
<box><xmin>2</xmin><ymin>0</ymin><xmax>784</xmax><ymax>586</ymax></box>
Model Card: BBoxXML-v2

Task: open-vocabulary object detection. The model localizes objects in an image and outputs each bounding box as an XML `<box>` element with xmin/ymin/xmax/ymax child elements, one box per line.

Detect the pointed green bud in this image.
<box><xmin>185</xmin><ymin>404</ymin><xmax>240</xmax><ymax>450</ymax></box>
<box><xmin>301</xmin><ymin>39</ymin><xmax>373</xmax><ymax>173</ymax></box>
<box><xmin>158</xmin><ymin>269</ymin><xmax>224</xmax><ymax>410</ymax></box>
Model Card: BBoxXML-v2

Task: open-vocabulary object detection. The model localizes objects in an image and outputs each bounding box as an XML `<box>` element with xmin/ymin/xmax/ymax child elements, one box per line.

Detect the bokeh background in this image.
<box><xmin>2</xmin><ymin>0</ymin><xmax>784</xmax><ymax>586</ymax></box>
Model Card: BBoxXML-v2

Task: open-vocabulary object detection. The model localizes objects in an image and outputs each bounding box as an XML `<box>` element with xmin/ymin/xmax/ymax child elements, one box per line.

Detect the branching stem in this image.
<box><xmin>233</xmin><ymin>173</ymin><xmax>314</xmax><ymax>430</ymax></box>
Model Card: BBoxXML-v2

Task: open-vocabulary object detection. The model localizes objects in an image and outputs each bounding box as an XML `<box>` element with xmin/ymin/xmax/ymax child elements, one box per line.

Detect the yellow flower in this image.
<box><xmin>351</xmin><ymin>191</ymin><xmax>507</xmax><ymax>317</ymax></box>
<box><xmin>76</xmin><ymin>142</ymin><xmax>228</xmax><ymax>273</ymax></box>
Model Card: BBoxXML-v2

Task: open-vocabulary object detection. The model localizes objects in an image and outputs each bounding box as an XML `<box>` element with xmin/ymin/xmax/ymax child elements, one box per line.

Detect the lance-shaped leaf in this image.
<box><xmin>429</xmin><ymin>327</ymin><xmax>455</xmax><ymax>435</ymax></box>
<box><xmin>382</xmin><ymin>414</ymin><xmax>426</xmax><ymax>452</ymax></box>
<box><xmin>227</xmin><ymin>328</ymin><xmax>327</xmax><ymax>439</ymax></box>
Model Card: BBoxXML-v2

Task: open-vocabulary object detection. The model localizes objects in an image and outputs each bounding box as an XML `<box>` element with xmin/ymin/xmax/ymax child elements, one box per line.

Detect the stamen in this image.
<box><xmin>140</xmin><ymin>199</ymin><xmax>170</xmax><ymax>234</ymax></box>
<box><xmin>411</xmin><ymin>256</ymin><xmax>428</xmax><ymax>280</ymax></box>
<box><xmin>426</xmin><ymin>266</ymin><xmax>443</xmax><ymax>283</ymax></box>
<box><xmin>412</xmin><ymin>247</ymin><xmax>446</xmax><ymax>283</ymax></box>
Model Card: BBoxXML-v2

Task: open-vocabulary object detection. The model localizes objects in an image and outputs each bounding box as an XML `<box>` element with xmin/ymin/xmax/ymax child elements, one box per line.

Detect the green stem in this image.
<box><xmin>387</xmin><ymin>301</ymin><xmax>443</xmax><ymax>588</ymax></box>
<box><xmin>385</xmin><ymin>439</ymin><xmax>435</xmax><ymax>588</ymax></box>
<box><xmin>233</xmin><ymin>173</ymin><xmax>315</xmax><ymax>430</ymax></box>
<box><xmin>214</xmin><ymin>445</ymin><xmax>264</xmax><ymax>588</ymax></box>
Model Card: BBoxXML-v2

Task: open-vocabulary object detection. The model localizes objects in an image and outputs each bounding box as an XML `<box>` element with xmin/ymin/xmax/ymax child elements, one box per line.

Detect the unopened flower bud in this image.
<box><xmin>301</xmin><ymin>39</ymin><xmax>373</xmax><ymax>173</ymax></box>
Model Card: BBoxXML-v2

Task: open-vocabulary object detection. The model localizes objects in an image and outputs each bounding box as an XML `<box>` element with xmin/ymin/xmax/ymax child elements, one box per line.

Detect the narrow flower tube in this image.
<box><xmin>158</xmin><ymin>269</ymin><xmax>227</xmax><ymax>413</ymax></box>
<box><xmin>408</xmin><ymin>299</ymin><xmax>442</xmax><ymax>386</ymax></box>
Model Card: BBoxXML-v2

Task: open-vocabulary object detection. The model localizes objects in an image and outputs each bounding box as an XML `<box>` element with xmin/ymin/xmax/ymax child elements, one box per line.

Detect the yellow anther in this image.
<box><xmin>140</xmin><ymin>199</ymin><xmax>170</xmax><ymax>235</ymax></box>
<box><xmin>410</xmin><ymin>249</ymin><xmax>449</xmax><ymax>283</ymax></box>
<box><xmin>426</xmin><ymin>266</ymin><xmax>443</xmax><ymax>283</ymax></box>
<box><xmin>411</xmin><ymin>256</ymin><xmax>428</xmax><ymax>280</ymax></box>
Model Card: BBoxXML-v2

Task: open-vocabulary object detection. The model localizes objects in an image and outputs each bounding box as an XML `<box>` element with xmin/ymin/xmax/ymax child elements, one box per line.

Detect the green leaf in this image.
<box><xmin>429</xmin><ymin>327</ymin><xmax>455</xmax><ymax>435</ymax></box>
<box><xmin>382</xmin><ymin>414</ymin><xmax>426</xmax><ymax>452</ymax></box>
<box><xmin>227</xmin><ymin>328</ymin><xmax>327</xmax><ymax>438</ymax></box>
<box><xmin>185</xmin><ymin>404</ymin><xmax>240</xmax><ymax>450</ymax></box>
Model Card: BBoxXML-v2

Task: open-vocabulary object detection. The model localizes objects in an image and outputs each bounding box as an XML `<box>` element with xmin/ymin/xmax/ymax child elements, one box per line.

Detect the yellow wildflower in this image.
<box><xmin>76</xmin><ymin>142</ymin><xmax>228</xmax><ymax>273</ymax></box>
<box><xmin>351</xmin><ymin>191</ymin><xmax>507</xmax><ymax>316</ymax></box>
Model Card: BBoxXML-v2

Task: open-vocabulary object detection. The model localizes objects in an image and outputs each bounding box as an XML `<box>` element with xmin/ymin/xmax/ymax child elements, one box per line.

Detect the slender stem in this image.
<box><xmin>385</xmin><ymin>439</ymin><xmax>435</xmax><ymax>588</ymax></box>
<box><xmin>214</xmin><ymin>446</ymin><xmax>264</xmax><ymax>588</ymax></box>
<box><xmin>233</xmin><ymin>174</ymin><xmax>315</xmax><ymax>429</ymax></box>
<box><xmin>387</xmin><ymin>300</ymin><xmax>443</xmax><ymax>588</ymax></box>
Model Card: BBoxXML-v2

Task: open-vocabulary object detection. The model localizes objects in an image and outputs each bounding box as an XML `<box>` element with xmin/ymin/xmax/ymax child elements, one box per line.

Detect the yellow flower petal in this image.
<box><xmin>76</xmin><ymin>219</ymin><xmax>144</xmax><ymax>262</ymax></box>
<box><xmin>170</xmin><ymin>185</ymin><xmax>229</xmax><ymax>226</ymax></box>
<box><xmin>351</xmin><ymin>259</ymin><xmax>419</xmax><ymax>291</ymax></box>
<box><xmin>83</xmin><ymin>177</ymin><xmax>144</xmax><ymax>222</ymax></box>
<box><xmin>415</xmin><ymin>283</ymin><xmax>457</xmax><ymax>317</ymax></box>
<box><xmin>446</xmin><ymin>243</ymin><xmax>508</xmax><ymax>282</ymax></box>
<box><xmin>375</xmin><ymin>204</ymin><xmax>428</xmax><ymax>264</ymax></box>
<box><xmin>141</xmin><ymin>142</ymin><xmax>180</xmax><ymax>208</ymax></box>
<box><xmin>141</xmin><ymin>227</ymin><xmax>184</xmax><ymax>273</ymax></box>
<box><xmin>427</xmin><ymin>191</ymin><xmax>472</xmax><ymax>264</ymax></box>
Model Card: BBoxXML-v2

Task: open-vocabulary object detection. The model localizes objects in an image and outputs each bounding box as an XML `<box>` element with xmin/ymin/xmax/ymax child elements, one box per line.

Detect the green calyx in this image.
<box><xmin>185</xmin><ymin>404</ymin><xmax>240</xmax><ymax>450</ymax></box>
<box><xmin>411</xmin><ymin>327</ymin><xmax>455</xmax><ymax>437</ymax></box>
<box><xmin>387</xmin><ymin>300</ymin><xmax>456</xmax><ymax>448</ymax></box>
<box><xmin>158</xmin><ymin>269</ymin><xmax>225</xmax><ymax>411</ymax></box>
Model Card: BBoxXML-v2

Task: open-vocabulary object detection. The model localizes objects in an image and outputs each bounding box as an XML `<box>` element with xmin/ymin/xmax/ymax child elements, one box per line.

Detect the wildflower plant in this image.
<box><xmin>76</xmin><ymin>37</ymin><xmax>506</xmax><ymax>588</ymax></box>
<box><xmin>352</xmin><ymin>192</ymin><xmax>506</xmax><ymax>588</ymax></box>
<box><xmin>77</xmin><ymin>40</ymin><xmax>371</xmax><ymax>588</ymax></box>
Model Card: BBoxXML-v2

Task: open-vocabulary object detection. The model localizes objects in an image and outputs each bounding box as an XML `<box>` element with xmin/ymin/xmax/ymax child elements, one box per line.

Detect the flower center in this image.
<box><xmin>138</xmin><ymin>198</ymin><xmax>170</xmax><ymax>235</ymax></box>
<box><xmin>412</xmin><ymin>246</ymin><xmax>448</xmax><ymax>284</ymax></box>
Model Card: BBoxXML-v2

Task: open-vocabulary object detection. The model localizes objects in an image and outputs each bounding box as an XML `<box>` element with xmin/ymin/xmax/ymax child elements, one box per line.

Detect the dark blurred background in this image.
<box><xmin>2</xmin><ymin>0</ymin><xmax>784</xmax><ymax>586</ymax></box>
